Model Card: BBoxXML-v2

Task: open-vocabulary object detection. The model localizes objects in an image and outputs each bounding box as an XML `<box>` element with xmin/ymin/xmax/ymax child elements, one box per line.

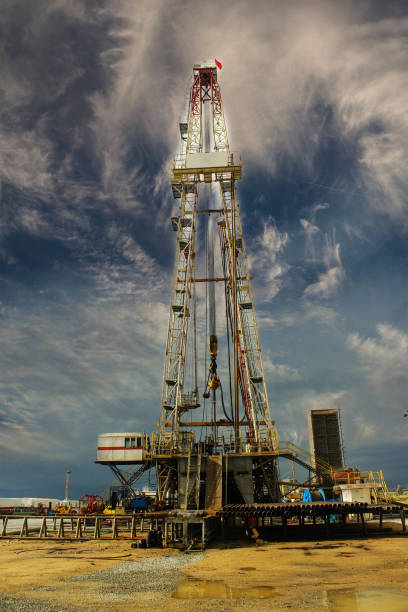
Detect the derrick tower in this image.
<box><xmin>151</xmin><ymin>63</ymin><xmax>280</xmax><ymax>507</ymax></box>
<box><xmin>96</xmin><ymin>64</ymin><xmax>336</xmax><ymax>511</ymax></box>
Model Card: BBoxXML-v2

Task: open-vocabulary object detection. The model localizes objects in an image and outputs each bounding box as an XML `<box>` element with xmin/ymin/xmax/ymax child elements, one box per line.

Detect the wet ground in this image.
<box><xmin>0</xmin><ymin>522</ymin><xmax>407</xmax><ymax>610</ymax></box>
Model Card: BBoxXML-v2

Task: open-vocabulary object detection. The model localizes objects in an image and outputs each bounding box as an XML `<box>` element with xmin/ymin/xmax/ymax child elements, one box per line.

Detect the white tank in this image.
<box><xmin>96</xmin><ymin>432</ymin><xmax>149</xmax><ymax>464</ymax></box>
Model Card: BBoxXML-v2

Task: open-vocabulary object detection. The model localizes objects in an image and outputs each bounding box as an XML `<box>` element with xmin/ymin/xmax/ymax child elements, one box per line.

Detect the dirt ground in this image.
<box><xmin>0</xmin><ymin>522</ymin><xmax>407</xmax><ymax>611</ymax></box>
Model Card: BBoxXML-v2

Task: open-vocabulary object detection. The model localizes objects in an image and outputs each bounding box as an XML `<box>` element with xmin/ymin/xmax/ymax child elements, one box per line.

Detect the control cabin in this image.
<box><xmin>96</xmin><ymin>433</ymin><xmax>150</xmax><ymax>464</ymax></box>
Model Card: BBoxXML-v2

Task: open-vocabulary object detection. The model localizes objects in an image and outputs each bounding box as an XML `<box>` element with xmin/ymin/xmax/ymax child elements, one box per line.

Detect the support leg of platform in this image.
<box><xmin>400</xmin><ymin>509</ymin><xmax>406</xmax><ymax>532</ymax></box>
<box><xmin>183</xmin><ymin>521</ymin><xmax>188</xmax><ymax>548</ymax></box>
<box><xmin>325</xmin><ymin>514</ymin><xmax>329</xmax><ymax>536</ymax></box>
<box><xmin>360</xmin><ymin>512</ymin><xmax>367</xmax><ymax>535</ymax></box>
<box><xmin>1</xmin><ymin>517</ymin><xmax>8</xmax><ymax>536</ymax></box>
<box><xmin>39</xmin><ymin>517</ymin><xmax>47</xmax><ymax>538</ymax></box>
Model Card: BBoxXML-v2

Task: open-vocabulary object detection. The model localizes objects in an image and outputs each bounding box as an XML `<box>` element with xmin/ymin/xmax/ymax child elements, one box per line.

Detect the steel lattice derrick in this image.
<box><xmin>161</xmin><ymin>63</ymin><xmax>275</xmax><ymax>452</ymax></box>
<box><xmin>187</xmin><ymin>70</ymin><xmax>201</xmax><ymax>154</ymax></box>
<box><xmin>107</xmin><ymin>463</ymin><xmax>150</xmax><ymax>498</ymax></box>
<box><xmin>156</xmin><ymin>461</ymin><xmax>177</xmax><ymax>503</ymax></box>
<box><xmin>218</xmin><ymin>180</ymin><xmax>275</xmax><ymax>446</ymax></box>
<box><xmin>210</xmin><ymin>76</ymin><xmax>229</xmax><ymax>152</ymax></box>
<box><xmin>187</xmin><ymin>66</ymin><xmax>229</xmax><ymax>154</ymax></box>
<box><xmin>159</xmin><ymin>184</ymin><xmax>198</xmax><ymax>432</ymax></box>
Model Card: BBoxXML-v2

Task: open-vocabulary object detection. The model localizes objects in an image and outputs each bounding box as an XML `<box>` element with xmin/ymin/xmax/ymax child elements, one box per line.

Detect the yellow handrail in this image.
<box><xmin>277</xmin><ymin>440</ymin><xmax>333</xmax><ymax>473</ymax></box>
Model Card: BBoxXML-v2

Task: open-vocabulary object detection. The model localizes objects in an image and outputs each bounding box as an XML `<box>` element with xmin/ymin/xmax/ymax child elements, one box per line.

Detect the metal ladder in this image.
<box><xmin>195</xmin><ymin>444</ymin><xmax>202</xmax><ymax>509</ymax></box>
<box><xmin>183</xmin><ymin>442</ymin><xmax>192</xmax><ymax>509</ymax></box>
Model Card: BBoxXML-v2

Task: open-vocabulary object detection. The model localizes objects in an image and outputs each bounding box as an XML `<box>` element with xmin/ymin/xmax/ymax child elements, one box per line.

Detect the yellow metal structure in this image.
<box><xmin>103</xmin><ymin>504</ymin><xmax>125</xmax><ymax>515</ymax></box>
<box><xmin>54</xmin><ymin>503</ymin><xmax>75</xmax><ymax>515</ymax></box>
<box><xmin>209</xmin><ymin>334</ymin><xmax>218</xmax><ymax>359</ymax></box>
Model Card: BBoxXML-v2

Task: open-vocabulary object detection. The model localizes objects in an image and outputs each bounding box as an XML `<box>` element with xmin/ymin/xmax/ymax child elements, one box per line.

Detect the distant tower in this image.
<box><xmin>308</xmin><ymin>407</ymin><xmax>345</xmax><ymax>470</ymax></box>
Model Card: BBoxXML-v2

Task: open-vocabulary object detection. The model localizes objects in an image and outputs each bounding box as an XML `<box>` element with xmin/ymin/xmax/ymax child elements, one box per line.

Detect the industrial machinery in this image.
<box><xmin>96</xmin><ymin>62</ymin><xmax>335</xmax><ymax>511</ymax></box>
<box><xmin>54</xmin><ymin>503</ymin><xmax>76</xmax><ymax>515</ymax></box>
<box><xmin>78</xmin><ymin>494</ymin><xmax>104</xmax><ymax>515</ymax></box>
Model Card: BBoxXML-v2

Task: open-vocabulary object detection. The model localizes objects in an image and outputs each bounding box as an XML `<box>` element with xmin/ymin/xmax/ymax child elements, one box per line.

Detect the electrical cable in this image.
<box><xmin>219</xmin><ymin>382</ymin><xmax>232</xmax><ymax>423</ymax></box>
<box><xmin>200</xmin><ymin>214</ymin><xmax>208</xmax><ymax>442</ymax></box>
<box><xmin>221</xmin><ymin>232</ymin><xmax>234</xmax><ymax>420</ymax></box>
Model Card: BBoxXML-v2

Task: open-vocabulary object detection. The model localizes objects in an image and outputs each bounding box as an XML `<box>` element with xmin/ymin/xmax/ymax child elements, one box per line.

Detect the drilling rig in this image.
<box><xmin>96</xmin><ymin>63</ymin><xmax>333</xmax><ymax>513</ymax></box>
<box><xmin>152</xmin><ymin>62</ymin><xmax>280</xmax><ymax>509</ymax></box>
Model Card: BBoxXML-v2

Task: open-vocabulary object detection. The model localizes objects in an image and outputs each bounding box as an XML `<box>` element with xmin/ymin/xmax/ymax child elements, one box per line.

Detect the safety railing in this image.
<box><xmin>0</xmin><ymin>514</ymin><xmax>162</xmax><ymax>540</ymax></box>
<box><xmin>367</xmin><ymin>470</ymin><xmax>392</xmax><ymax>502</ymax></box>
<box><xmin>151</xmin><ymin>430</ymin><xmax>195</xmax><ymax>457</ymax></box>
<box><xmin>150</xmin><ymin>430</ymin><xmax>338</xmax><ymax>482</ymax></box>
<box><xmin>277</xmin><ymin>440</ymin><xmax>333</xmax><ymax>475</ymax></box>
<box><xmin>173</xmin><ymin>151</ymin><xmax>241</xmax><ymax>171</ymax></box>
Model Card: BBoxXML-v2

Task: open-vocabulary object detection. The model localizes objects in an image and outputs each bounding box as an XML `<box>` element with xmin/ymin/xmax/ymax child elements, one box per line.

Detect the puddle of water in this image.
<box><xmin>172</xmin><ymin>579</ymin><xmax>275</xmax><ymax>600</ymax></box>
<box><xmin>326</xmin><ymin>588</ymin><xmax>408</xmax><ymax>612</ymax></box>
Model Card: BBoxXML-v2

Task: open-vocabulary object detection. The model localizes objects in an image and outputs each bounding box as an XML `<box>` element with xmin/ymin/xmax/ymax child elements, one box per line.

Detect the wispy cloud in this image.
<box><xmin>303</xmin><ymin>301</ymin><xmax>339</xmax><ymax>326</ymax></box>
<box><xmin>257</xmin><ymin>311</ymin><xmax>297</xmax><ymax>330</ymax></box>
<box><xmin>304</xmin><ymin>230</ymin><xmax>345</xmax><ymax>298</ymax></box>
<box><xmin>347</xmin><ymin>323</ymin><xmax>408</xmax><ymax>389</ymax></box>
<box><xmin>278</xmin><ymin>390</ymin><xmax>345</xmax><ymax>448</ymax></box>
<box><xmin>263</xmin><ymin>352</ymin><xmax>302</xmax><ymax>382</ymax></box>
<box><xmin>309</xmin><ymin>202</ymin><xmax>329</xmax><ymax>221</ymax></box>
<box><xmin>342</xmin><ymin>323</ymin><xmax>408</xmax><ymax>448</ymax></box>
<box><xmin>351</xmin><ymin>414</ymin><xmax>377</xmax><ymax>442</ymax></box>
<box><xmin>1</xmin><ymin>1</ymin><xmax>408</xmax><ymax>236</ymax></box>
<box><xmin>300</xmin><ymin>218</ymin><xmax>319</xmax><ymax>261</ymax></box>
<box><xmin>0</xmin><ymin>240</ymin><xmax>170</xmax><ymax>459</ymax></box>
<box><xmin>248</xmin><ymin>219</ymin><xmax>289</xmax><ymax>301</ymax></box>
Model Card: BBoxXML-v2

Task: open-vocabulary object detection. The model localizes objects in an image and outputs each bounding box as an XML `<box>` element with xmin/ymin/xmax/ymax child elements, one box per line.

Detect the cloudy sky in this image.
<box><xmin>1</xmin><ymin>0</ymin><xmax>408</xmax><ymax>498</ymax></box>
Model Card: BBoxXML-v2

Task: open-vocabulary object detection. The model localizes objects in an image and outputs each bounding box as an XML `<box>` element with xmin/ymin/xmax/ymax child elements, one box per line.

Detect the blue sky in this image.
<box><xmin>1</xmin><ymin>0</ymin><xmax>408</xmax><ymax>498</ymax></box>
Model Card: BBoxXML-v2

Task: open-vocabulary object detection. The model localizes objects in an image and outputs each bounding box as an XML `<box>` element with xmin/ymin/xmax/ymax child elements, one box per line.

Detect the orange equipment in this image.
<box><xmin>78</xmin><ymin>494</ymin><xmax>104</xmax><ymax>514</ymax></box>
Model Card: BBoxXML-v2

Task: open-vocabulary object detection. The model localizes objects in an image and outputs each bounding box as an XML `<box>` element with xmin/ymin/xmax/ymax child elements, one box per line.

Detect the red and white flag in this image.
<box><xmin>215</xmin><ymin>58</ymin><xmax>222</xmax><ymax>70</ymax></box>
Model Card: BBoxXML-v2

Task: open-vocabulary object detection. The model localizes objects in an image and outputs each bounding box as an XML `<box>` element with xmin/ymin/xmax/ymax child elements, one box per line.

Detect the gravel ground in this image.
<box><xmin>0</xmin><ymin>596</ymin><xmax>75</xmax><ymax>612</ymax></box>
<box><xmin>0</xmin><ymin>552</ymin><xmax>204</xmax><ymax>611</ymax></box>
<box><xmin>66</xmin><ymin>552</ymin><xmax>204</xmax><ymax>597</ymax></box>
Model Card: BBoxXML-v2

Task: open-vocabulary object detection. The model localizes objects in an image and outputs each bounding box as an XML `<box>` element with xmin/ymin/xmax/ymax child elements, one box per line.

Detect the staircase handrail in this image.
<box><xmin>277</xmin><ymin>440</ymin><xmax>334</xmax><ymax>474</ymax></box>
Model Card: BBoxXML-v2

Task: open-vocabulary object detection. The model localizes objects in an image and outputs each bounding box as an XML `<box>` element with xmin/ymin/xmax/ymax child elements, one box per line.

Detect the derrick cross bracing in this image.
<box><xmin>108</xmin><ymin>462</ymin><xmax>152</xmax><ymax>498</ymax></box>
<box><xmin>159</xmin><ymin>63</ymin><xmax>275</xmax><ymax>450</ymax></box>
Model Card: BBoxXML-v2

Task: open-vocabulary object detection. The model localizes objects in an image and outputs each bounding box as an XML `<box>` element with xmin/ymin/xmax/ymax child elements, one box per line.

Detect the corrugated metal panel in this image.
<box><xmin>308</xmin><ymin>408</ymin><xmax>345</xmax><ymax>470</ymax></box>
